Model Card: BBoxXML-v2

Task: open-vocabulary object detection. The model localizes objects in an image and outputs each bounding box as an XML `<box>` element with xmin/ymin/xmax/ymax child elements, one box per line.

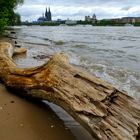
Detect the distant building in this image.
<box><xmin>56</xmin><ymin>19</ymin><xmax>66</xmax><ymax>24</ymax></box>
<box><xmin>135</xmin><ymin>17</ymin><xmax>140</xmax><ymax>23</ymax></box>
<box><xmin>37</xmin><ymin>13</ymin><xmax>46</xmax><ymax>22</ymax></box>
<box><xmin>111</xmin><ymin>18</ymin><xmax>120</xmax><ymax>24</ymax></box>
<box><xmin>85</xmin><ymin>16</ymin><xmax>91</xmax><ymax>22</ymax></box>
<box><xmin>121</xmin><ymin>17</ymin><xmax>136</xmax><ymax>24</ymax></box>
<box><xmin>65</xmin><ymin>19</ymin><xmax>77</xmax><ymax>25</ymax></box>
<box><xmin>37</xmin><ymin>6</ymin><xmax>52</xmax><ymax>22</ymax></box>
<box><xmin>85</xmin><ymin>14</ymin><xmax>97</xmax><ymax>23</ymax></box>
<box><xmin>111</xmin><ymin>17</ymin><xmax>140</xmax><ymax>24</ymax></box>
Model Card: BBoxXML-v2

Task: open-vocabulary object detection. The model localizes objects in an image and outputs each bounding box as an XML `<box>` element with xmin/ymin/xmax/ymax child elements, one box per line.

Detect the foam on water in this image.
<box><xmin>14</xmin><ymin>26</ymin><xmax>140</xmax><ymax>101</ymax></box>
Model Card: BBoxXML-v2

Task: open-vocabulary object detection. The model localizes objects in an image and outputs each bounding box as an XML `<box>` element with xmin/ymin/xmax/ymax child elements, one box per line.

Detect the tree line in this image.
<box><xmin>0</xmin><ymin>0</ymin><xmax>23</xmax><ymax>33</ymax></box>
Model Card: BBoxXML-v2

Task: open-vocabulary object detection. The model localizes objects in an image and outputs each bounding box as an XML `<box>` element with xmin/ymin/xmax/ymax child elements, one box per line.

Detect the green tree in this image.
<box><xmin>12</xmin><ymin>13</ymin><xmax>21</xmax><ymax>25</ymax></box>
<box><xmin>0</xmin><ymin>0</ymin><xmax>23</xmax><ymax>33</ymax></box>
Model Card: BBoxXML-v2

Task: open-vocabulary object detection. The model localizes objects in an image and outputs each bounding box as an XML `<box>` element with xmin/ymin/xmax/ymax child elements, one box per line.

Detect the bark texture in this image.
<box><xmin>0</xmin><ymin>42</ymin><xmax>140</xmax><ymax>140</ymax></box>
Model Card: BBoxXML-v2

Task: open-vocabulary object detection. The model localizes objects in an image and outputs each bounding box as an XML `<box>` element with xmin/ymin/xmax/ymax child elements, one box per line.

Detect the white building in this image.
<box><xmin>85</xmin><ymin>14</ymin><xmax>97</xmax><ymax>23</ymax></box>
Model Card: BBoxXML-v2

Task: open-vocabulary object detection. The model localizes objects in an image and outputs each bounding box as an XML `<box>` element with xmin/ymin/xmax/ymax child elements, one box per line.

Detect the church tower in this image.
<box><xmin>48</xmin><ymin>7</ymin><xmax>52</xmax><ymax>21</ymax></box>
<box><xmin>45</xmin><ymin>7</ymin><xmax>48</xmax><ymax>20</ymax></box>
<box><xmin>45</xmin><ymin>6</ymin><xmax>52</xmax><ymax>21</ymax></box>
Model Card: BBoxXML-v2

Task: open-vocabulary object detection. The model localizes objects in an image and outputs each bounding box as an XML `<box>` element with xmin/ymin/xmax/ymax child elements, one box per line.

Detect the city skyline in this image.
<box><xmin>16</xmin><ymin>0</ymin><xmax>140</xmax><ymax>21</ymax></box>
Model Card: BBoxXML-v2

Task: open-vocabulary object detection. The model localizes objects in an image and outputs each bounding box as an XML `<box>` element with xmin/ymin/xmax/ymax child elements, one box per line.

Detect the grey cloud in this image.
<box><xmin>16</xmin><ymin>0</ymin><xmax>140</xmax><ymax>21</ymax></box>
<box><xmin>121</xmin><ymin>6</ymin><xmax>132</xmax><ymax>11</ymax></box>
<box><xmin>24</xmin><ymin>0</ymin><xmax>140</xmax><ymax>7</ymax></box>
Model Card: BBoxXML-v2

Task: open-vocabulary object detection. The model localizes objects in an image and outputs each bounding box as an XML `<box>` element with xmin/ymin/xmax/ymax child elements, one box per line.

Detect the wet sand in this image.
<box><xmin>0</xmin><ymin>83</ymin><xmax>80</xmax><ymax>140</ymax></box>
<box><xmin>0</xmin><ymin>83</ymin><xmax>94</xmax><ymax>140</ymax></box>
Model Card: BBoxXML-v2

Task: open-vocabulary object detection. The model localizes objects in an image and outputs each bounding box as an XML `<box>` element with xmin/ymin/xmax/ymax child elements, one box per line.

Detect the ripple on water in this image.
<box><xmin>123</xmin><ymin>46</ymin><xmax>136</xmax><ymax>49</ymax></box>
<box><xmin>21</xmin><ymin>41</ymin><xmax>50</xmax><ymax>46</ymax></box>
<box><xmin>72</xmin><ymin>44</ymin><xmax>88</xmax><ymax>49</ymax></box>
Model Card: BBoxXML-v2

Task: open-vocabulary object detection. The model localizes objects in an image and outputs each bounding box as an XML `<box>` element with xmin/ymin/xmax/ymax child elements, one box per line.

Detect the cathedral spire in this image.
<box><xmin>44</xmin><ymin>5</ymin><xmax>52</xmax><ymax>21</ymax></box>
<box><xmin>45</xmin><ymin>6</ymin><xmax>48</xmax><ymax>19</ymax></box>
<box><xmin>42</xmin><ymin>13</ymin><xmax>44</xmax><ymax>18</ymax></box>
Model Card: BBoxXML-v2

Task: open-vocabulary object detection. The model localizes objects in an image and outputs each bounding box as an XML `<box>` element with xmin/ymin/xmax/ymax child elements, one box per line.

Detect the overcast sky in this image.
<box><xmin>16</xmin><ymin>0</ymin><xmax>140</xmax><ymax>21</ymax></box>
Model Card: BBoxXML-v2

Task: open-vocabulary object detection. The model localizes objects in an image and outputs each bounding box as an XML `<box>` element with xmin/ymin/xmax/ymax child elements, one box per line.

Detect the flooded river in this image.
<box><xmin>13</xmin><ymin>25</ymin><xmax>140</xmax><ymax>139</ymax></box>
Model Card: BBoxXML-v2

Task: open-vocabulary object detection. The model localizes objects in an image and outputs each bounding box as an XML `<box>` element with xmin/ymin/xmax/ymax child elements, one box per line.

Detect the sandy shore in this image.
<box><xmin>0</xmin><ymin>83</ymin><xmax>80</xmax><ymax>140</ymax></box>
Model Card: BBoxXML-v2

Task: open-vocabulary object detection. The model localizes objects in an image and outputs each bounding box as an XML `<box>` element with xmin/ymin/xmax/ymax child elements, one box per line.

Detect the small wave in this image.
<box><xmin>72</xmin><ymin>44</ymin><xmax>87</xmax><ymax>49</ymax></box>
<box><xmin>44</xmin><ymin>38</ymin><xmax>53</xmax><ymax>42</ymax></box>
<box><xmin>126</xmin><ymin>54</ymin><xmax>138</xmax><ymax>62</ymax></box>
<box><xmin>27</xmin><ymin>35</ymin><xmax>45</xmax><ymax>40</ymax></box>
<box><xmin>112</xmin><ymin>54</ymin><xmax>123</xmax><ymax>58</ymax></box>
<box><xmin>93</xmin><ymin>48</ymin><xmax>125</xmax><ymax>54</ymax></box>
<box><xmin>128</xmin><ymin>57</ymin><xmax>138</xmax><ymax>62</ymax></box>
<box><xmin>117</xmin><ymin>37</ymin><xmax>136</xmax><ymax>41</ymax></box>
<box><xmin>123</xmin><ymin>46</ymin><xmax>136</xmax><ymax>49</ymax></box>
<box><xmin>122</xmin><ymin>35</ymin><xmax>140</xmax><ymax>40</ymax></box>
<box><xmin>22</xmin><ymin>41</ymin><xmax>50</xmax><ymax>46</ymax></box>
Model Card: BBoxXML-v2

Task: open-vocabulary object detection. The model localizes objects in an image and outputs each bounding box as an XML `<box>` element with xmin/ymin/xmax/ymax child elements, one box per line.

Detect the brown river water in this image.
<box><xmin>11</xmin><ymin>25</ymin><xmax>140</xmax><ymax>140</ymax></box>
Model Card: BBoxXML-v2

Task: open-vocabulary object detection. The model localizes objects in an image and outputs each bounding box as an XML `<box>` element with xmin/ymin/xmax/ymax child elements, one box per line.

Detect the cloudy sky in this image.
<box><xmin>16</xmin><ymin>0</ymin><xmax>140</xmax><ymax>21</ymax></box>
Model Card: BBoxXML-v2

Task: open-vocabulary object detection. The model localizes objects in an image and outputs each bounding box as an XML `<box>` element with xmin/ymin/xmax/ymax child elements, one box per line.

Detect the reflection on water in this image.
<box><xmin>13</xmin><ymin>25</ymin><xmax>140</xmax><ymax>139</ymax></box>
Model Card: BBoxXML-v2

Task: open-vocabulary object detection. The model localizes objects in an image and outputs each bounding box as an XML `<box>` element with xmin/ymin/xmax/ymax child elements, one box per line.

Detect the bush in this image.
<box><xmin>0</xmin><ymin>0</ymin><xmax>23</xmax><ymax>34</ymax></box>
<box><xmin>0</xmin><ymin>19</ymin><xmax>8</xmax><ymax>33</ymax></box>
<box><xmin>40</xmin><ymin>22</ymin><xmax>60</xmax><ymax>26</ymax></box>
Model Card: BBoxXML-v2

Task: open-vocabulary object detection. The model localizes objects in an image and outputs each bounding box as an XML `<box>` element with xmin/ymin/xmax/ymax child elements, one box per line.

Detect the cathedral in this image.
<box><xmin>45</xmin><ymin>6</ymin><xmax>52</xmax><ymax>21</ymax></box>
<box><xmin>37</xmin><ymin>6</ymin><xmax>52</xmax><ymax>22</ymax></box>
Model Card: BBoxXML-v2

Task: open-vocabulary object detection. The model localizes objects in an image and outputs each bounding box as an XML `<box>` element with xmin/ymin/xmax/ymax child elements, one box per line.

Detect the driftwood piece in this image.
<box><xmin>13</xmin><ymin>47</ymin><xmax>27</xmax><ymax>55</ymax></box>
<box><xmin>0</xmin><ymin>42</ymin><xmax>140</xmax><ymax>140</ymax></box>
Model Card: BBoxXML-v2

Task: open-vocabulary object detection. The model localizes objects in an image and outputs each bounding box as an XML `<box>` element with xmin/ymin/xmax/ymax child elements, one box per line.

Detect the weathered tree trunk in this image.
<box><xmin>0</xmin><ymin>42</ymin><xmax>140</xmax><ymax>140</ymax></box>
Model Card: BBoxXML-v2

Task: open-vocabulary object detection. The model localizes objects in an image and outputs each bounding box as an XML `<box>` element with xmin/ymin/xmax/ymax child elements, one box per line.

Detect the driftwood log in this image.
<box><xmin>0</xmin><ymin>42</ymin><xmax>140</xmax><ymax>140</ymax></box>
